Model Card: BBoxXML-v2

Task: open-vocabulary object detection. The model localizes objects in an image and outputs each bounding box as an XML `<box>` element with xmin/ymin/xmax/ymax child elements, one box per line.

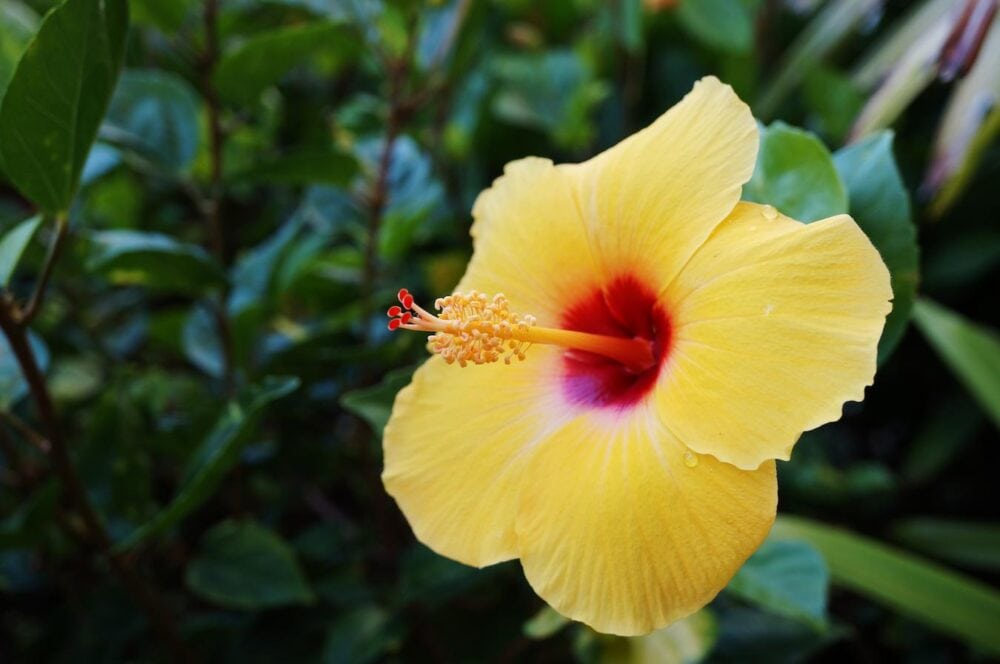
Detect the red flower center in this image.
<box><xmin>559</xmin><ymin>275</ymin><xmax>672</xmax><ymax>410</ymax></box>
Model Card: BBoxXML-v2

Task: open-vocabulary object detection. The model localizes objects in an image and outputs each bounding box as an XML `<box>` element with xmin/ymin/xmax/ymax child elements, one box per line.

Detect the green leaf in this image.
<box><xmin>80</xmin><ymin>142</ymin><xmax>121</xmax><ymax>186</ymax></box>
<box><xmin>619</xmin><ymin>0</ymin><xmax>643</xmax><ymax>53</ymax></box>
<box><xmin>322</xmin><ymin>606</ymin><xmax>400</xmax><ymax>664</ymax></box>
<box><xmin>902</xmin><ymin>396</ymin><xmax>982</xmax><ymax>484</ymax></box>
<box><xmin>523</xmin><ymin>606</ymin><xmax>570</xmax><ymax>640</ymax></box>
<box><xmin>728</xmin><ymin>539</ymin><xmax>828</xmax><ymax>630</ymax></box>
<box><xmin>0</xmin><ymin>0</ymin><xmax>128</xmax><ymax>214</ymax></box>
<box><xmin>340</xmin><ymin>367</ymin><xmax>414</xmax><ymax>436</ymax></box>
<box><xmin>231</xmin><ymin>146</ymin><xmax>358</xmax><ymax>186</ymax></box>
<box><xmin>49</xmin><ymin>355</ymin><xmax>103</xmax><ymax>403</ymax></box>
<box><xmin>86</xmin><ymin>230</ymin><xmax>227</xmax><ymax>295</ymax></box>
<box><xmin>771</xmin><ymin>516</ymin><xmax>1000</xmax><ymax>655</ymax></box>
<box><xmin>492</xmin><ymin>50</ymin><xmax>609</xmax><ymax>150</ymax></box>
<box><xmin>675</xmin><ymin>0</ymin><xmax>752</xmax><ymax>55</ymax></box>
<box><xmin>396</xmin><ymin>543</ymin><xmax>488</xmax><ymax>607</ymax></box>
<box><xmin>0</xmin><ymin>214</ymin><xmax>42</xmax><ymax>286</ymax></box>
<box><xmin>625</xmin><ymin>608</ymin><xmax>718</xmax><ymax>663</ymax></box>
<box><xmin>833</xmin><ymin>131</ymin><xmax>919</xmax><ymax>362</ymax></box>
<box><xmin>186</xmin><ymin>520</ymin><xmax>314</xmax><ymax>610</ymax></box>
<box><xmin>0</xmin><ymin>480</ymin><xmax>58</xmax><ymax>549</ymax></box>
<box><xmin>802</xmin><ymin>66</ymin><xmax>864</xmax><ymax>143</ymax></box>
<box><xmin>0</xmin><ymin>1</ymin><xmax>38</xmax><ymax>102</ymax></box>
<box><xmin>102</xmin><ymin>69</ymin><xmax>201</xmax><ymax>172</ymax></box>
<box><xmin>114</xmin><ymin>377</ymin><xmax>299</xmax><ymax>551</ymax></box>
<box><xmin>710</xmin><ymin>607</ymin><xmax>843</xmax><ymax>663</ymax></box>
<box><xmin>130</xmin><ymin>0</ymin><xmax>195</xmax><ymax>32</ymax></box>
<box><xmin>214</xmin><ymin>21</ymin><xmax>359</xmax><ymax>105</ymax></box>
<box><xmin>756</xmin><ymin>0</ymin><xmax>882</xmax><ymax>118</ymax></box>
<box><xmin>743</xmin><ymin>122</ymin><xmax>848</xmax><ymax>223</ymax></box>
<box><xmin>182</xmin><ymin>305</ymin><xmax>225</xmax><ymax>378</ymax></box>
<box><xmin>912</xmin><ymin>299</ymin><xmax>1000</xmax><ymax>430</ymax></box>
<box><xmin>0</xmin><ymin>330</ymin><xmax>48</xmax><ymax>408</ymax></box>
<box><xmin>892</xmin><ymin>519</ymin><xmax>1000</xmax><ymax>573</ymax></box>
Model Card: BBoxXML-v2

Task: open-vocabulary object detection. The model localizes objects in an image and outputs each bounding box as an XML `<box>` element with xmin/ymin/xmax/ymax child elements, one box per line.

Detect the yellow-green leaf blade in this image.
<box><xmin>913</xmin><ymin>298</ymin><xmax>1000</xmax><ymax>430</ymax></box>
<box><xmin>771</xmin><ymin>516</ymin><xmax>1000</xmax><ymax>655</ymax></box>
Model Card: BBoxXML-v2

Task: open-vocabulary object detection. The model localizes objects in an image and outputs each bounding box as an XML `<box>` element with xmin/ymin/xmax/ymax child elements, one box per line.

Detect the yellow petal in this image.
<box><xmin>566</xmin><ymin>76</ymin><xmax>758</xmax><ymax>289</ymax></box>
<box><xmin>659</xmin><ymin>201</ymin><xmax>893</xmax><ymax>470</ymax></box>
<box><xmin>383</xmin><ymin>348</ymin><xmax>572</xmax><ymax>567</ymax></box>
<box><xmin>459</xmin><ymin>156</ymin><xmax>597</xmax><ymax>326</ymax></box>
<box><xmin>515</xmin><ymin>404</ymin><xmax>776</xmax><ymax>636</ymax></box>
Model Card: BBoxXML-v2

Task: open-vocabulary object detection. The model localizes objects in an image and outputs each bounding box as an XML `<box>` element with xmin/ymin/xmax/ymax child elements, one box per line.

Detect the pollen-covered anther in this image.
<box><xmin>387</xmin><ymin>289</ymin><xmax>536</xmax><ymax>366</ymax></box>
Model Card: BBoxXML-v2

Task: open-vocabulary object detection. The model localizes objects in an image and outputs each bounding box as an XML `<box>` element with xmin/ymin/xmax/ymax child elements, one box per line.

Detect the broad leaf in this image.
<box><xmin>523</xmin><ymin>606</ymin><xmax>569</xmax><ymax>640</ymax></box>
<box><xmin>340</xmin><ymin>367</ymin><xmax>414</xmax><ymax>436</ymax></box>
<box><xmin>86</xmin><ymin>230</ymin><xmax>227</xmax><ymax>295</ymax></box>
<box><xmin>0</xmin><ymin>480</ymin><xmax>58</xmax><ymax>549</ymax></box>
<box><xmin>322</xmin><ymin>606</ymin><xmax>399</xmax><ymax>664</ymax></box>
<box><xmin>114</xmin><ymin>377</ymin><xmax>299</xmax><ymax>551</ymax></box>
<box><xmin>0</xmin><ymin>214</ymin><xmax>42</xmax><ymax>285</ymax></box>
<box><xmin>676</xmin><ymin>0</ymin><xmax>752</xmax><ymax>55</ymax></box>
<box><xmin>0</xmin><ymin>0</ymin><xmax>128</xmax><ymax>214</ymax></box>
<box><xmin>0</xmin><ymin>1</ymin><xmax>38</xmax><ymax>102</ymax></box>
<box><xmin>833</xmin><ymin>131</ymin><xmax>919</xmax><ymax>362</ymax></box>
<box><xmin>0</xmin><ymin>330</ymin><xmax>48</xmax><ymax>408</ymax></box>
<box><xmin>624</xmin><ymin>609</ymin><xmax>718</xmax><ymax>663</ymax></box>
<box><xmin>182</xmin><ymin>306</ymin><xmax>225</xmax><ymax>379</ymax></box>
<box><xmin>892</xmin><ymin>518</ymin><xmax>1000</xmax><ymax>573</ymax></box>
<box><xmin>913</xmin><ymin>299</ymin><xmax>1000</xmax><ymax>430</ymax></box>
<box><xmin>103</xmin><ymin>69</ymin><xmax>201</xmax><ymax>172</ymax></box>
<box><xmin>492</xmin><ymin>50</ymin><xmax>609</xmax><ymax>150</ymax></box>
<box><xmin>743</xmin><ymin>122</ymin><xmax>848</xmax><ymax>223</ymax></box>
<box><xmin>80</xmin><ymin>143</ymin><xmax>121</xmax><ymax>186</ymax></box>
<box><xmin>214</xmin><ymin>21</ymin><xmax>359</xmax><ymax>105</ymax></box>
<box><xmin>186</xmin><ymin>520</ymin><xmax>314</xmax><ymax>609</ymax></box>
<box><xmin>130</xmin><ymin>0</ymin><xmax>195</xmax><ymax>32</ymax></box>
<box><xmin>231</xmin><ymin>147</ymin><xmax>358</xmax><ymax>186</ymax></box>
<box><xmin>728</xmin><ymin>539</ymin><xmax>829</xmax><ymax>630</ymax></box>
<box><xmin>771</xmin><ymin>516</ymin><xmax>1000</xmax><ymax>655</ymax></box>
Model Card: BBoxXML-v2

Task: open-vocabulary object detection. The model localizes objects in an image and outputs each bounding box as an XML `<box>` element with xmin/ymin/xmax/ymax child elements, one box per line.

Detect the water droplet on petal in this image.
<box><xmin>683</xmin><ymin>450</ymin><xmax>698</xmax><ymax>468</ymax></box>
<box><xmin>761</xmin><ymin>205</ymin><xmax>778</xmax><ymax>220</ymax></box>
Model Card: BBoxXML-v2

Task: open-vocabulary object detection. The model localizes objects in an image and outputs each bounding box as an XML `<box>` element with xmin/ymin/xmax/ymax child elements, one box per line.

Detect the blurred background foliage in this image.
<box><xmin>0</xmin><ymin>0</ymin><xmax>998</xmax><ymax>661</ymax></box>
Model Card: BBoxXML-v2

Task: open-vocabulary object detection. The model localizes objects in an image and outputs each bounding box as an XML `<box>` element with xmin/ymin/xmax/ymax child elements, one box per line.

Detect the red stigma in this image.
<box><xmin>389</xmin><ymin>287</ymin><xmax>417</xmax><ymax>331</ymax></box>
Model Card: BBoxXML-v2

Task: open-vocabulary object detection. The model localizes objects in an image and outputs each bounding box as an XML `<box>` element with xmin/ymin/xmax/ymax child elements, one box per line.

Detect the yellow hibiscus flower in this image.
<box><xmin>381</xmin><ymin>77</ymin><xmax>892</xmax><ymax>636</ymax></box>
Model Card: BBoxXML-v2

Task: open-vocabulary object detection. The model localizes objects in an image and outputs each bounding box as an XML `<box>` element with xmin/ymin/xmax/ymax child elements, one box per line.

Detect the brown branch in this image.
<box><xmin>0</xmin><ymin>295</ymin><xmax>193</xmax><ymax>661</ymax></box>
<box><xmin>200</xmin><ymin>0</ymin><xmax>236</xmax><ymax>395</ymax></box>
<box><xmin>361</xmin><ymin>12</ymin><xmax>424</xmax><ymax>336</ymax></box>
<box><xmin>0</xmin><ymin>423</ymin><xmax>32</xmax><ymax>486</ymax></box>
<box><xmin>0</xmin><ymin>408</ymin><xmax>50</xmax><ymax>455</ymax></box>
<box><xmin>16</xmin><ymin>215</ymin><xmax>68</xmax><ymax>325</ymax></box>
<box><xmin>201</xmin><ymin>0</ymin><xmax>225</xmax><ymax>263</ymax></box>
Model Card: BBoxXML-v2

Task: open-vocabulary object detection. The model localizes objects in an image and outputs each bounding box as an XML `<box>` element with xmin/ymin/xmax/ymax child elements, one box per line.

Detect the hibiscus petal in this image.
<box><xmin>383</xmin><ymin>348</ymin><xmax>573</xmax><ymax>567</ymax></box>
<box><xmin>566</xmin><ymin>76</ymin><xmax>758</xmax><ymax>290</ymax></box>
<box><xmin>658</xmin><ymin>201</ymin><xmax>893</xmax><ymax>470</ymax></box>
<box><xmin>459</xmin><ymin>156</ymin><xmax>597</xmax><ymax>326</ymax></box>
<box><xmin>515</xmin><ymin>405</ymin><xmax>776</xmax><ymax>636</ymax></box>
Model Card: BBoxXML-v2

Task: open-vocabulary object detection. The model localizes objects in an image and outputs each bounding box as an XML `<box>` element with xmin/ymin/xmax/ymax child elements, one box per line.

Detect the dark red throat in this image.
<box><xmin>559</xmin><ymin>274</ymin><xmax>672</xmax><ymax>410</ymax></box>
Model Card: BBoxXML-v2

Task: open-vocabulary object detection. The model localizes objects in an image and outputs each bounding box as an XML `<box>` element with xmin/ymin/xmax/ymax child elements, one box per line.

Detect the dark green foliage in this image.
<box><xmin>833</xmin><ymin>132</ymin><xmax>919</xmax><ymax>362</ymax></box>
<box><xmin>0</xmin><ymin>0</ymin><xmax>998</xmax><ymax>661</ymax></box>
<box><xmin>186</xmin><ymin>520</ymin><xmax>315</xmax><ymax>609</ymax></box>
<box><xmin>0</xmin><ymin>0</ymin><xmax>128</xmax><ymax>214</ymax></box>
